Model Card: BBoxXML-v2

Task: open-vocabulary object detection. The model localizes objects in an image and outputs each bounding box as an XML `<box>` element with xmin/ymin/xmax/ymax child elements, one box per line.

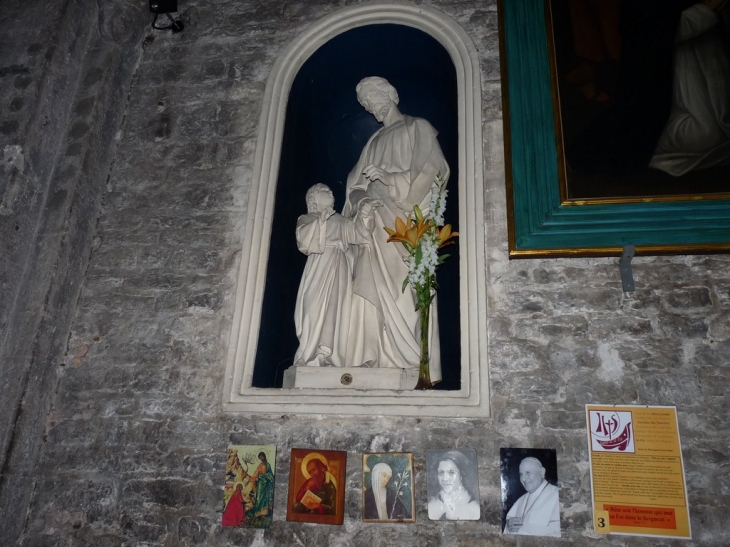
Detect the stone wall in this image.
<box><xmin>0</xmin><ymin>0</ymin><xmax>146</xmax><ymax>540</ymax></box>
<box><xmin>7</xmin><ymin>0</ymin><xmax>730</xmax><ymax>545</ymax></box>
<box><xmin>1</xmin><ymin>0</ymin><xmax>91</xmax><ymax>476</ymax></box>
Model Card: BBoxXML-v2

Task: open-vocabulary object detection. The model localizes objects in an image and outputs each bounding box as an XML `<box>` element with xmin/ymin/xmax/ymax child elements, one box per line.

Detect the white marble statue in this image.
<box><xmin>342</xmin><ymin>76</ymin><xmax>450</xmax><ymax>381</ymax></box>
<box><xmin>293</xmin><ymin>184</ymin><xmax>376</xmax><ymax>367</ymax></box>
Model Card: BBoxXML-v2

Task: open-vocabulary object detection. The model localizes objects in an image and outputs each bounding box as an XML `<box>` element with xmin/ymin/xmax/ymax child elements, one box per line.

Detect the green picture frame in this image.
<box><xmin>498</xmin><ymin>0</ymin><xmax>730</xmax><ymax>257</ymax></box>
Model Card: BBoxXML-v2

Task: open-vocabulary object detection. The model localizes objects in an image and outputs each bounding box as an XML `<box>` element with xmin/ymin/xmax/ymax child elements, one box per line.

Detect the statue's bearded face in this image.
<box><xmin>370</xmin><ymin>101</ymin><xmax>391</xmax><ymax>123</ymax></box>
<box><xmin>359</xmin><ymin>89</ymin><xmax>392</xmax><ymax>122</ymax></box>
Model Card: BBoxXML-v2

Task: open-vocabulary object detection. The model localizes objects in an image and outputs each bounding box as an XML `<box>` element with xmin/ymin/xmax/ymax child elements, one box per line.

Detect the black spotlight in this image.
<box><xmin>150</xmin><ymin>0</ymin><xmax>183</xmax><ymax>33</ymax></box>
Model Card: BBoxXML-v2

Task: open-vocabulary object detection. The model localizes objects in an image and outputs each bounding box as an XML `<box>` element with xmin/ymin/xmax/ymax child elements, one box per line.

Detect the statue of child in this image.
<box><xmin>293</xmin><ymin>184</ymin><xmax>379</xmax><ymax>367</ymax></box>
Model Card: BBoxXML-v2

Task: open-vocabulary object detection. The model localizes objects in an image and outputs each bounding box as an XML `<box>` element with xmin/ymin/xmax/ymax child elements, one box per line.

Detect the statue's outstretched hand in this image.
<box><xmin>363</xmin><ymin>164</ymin><xmax>395</xmax><ymax>187</ymax></box>
<box><xmin>358</xmin><ymin>197</ymin><xmax>383</xmax><ymax>218</ymax></box>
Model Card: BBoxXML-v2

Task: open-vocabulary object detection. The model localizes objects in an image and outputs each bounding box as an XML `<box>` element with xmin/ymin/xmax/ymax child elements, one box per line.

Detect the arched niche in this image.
<box><xmin>224</xmin><ymin>2</ymin><xmax>489</xmax><ymax>417</ymax></box>
<box><xmin>256</xmin><ymin>24</ymin><xmax>460</xmax><ymax>389</ymax></box>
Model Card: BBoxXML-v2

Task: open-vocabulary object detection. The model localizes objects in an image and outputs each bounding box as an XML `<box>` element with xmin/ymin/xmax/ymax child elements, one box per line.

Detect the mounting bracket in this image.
<box><xmin>619</xmin><ymin>245</ymin><xmax>635</xmax><ymax>293</ymax></box>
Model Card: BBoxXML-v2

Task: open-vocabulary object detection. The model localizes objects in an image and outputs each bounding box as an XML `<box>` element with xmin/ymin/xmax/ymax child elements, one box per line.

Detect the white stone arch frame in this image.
<box><xmin>223</xmin><ymin>2</ymin><xmax>489</xmax><ymax>416</ymax></box>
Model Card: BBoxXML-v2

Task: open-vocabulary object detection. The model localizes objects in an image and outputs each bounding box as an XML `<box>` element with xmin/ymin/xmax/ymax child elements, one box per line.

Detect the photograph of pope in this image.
<box><xmin>501</xmin><ymin>448</ymin><xmax>561</xmax><ymax>537</ymax></box>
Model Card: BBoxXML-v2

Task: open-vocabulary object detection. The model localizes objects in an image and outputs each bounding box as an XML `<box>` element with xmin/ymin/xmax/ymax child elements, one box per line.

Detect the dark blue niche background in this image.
<box><xmin>253</xmin><ymin>24</ymin><xmax>460</xmax><ymax>389</ymax></box>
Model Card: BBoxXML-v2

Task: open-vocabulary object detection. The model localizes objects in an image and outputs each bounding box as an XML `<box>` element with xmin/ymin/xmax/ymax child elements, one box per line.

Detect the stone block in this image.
<box><xmin>540</xmin><ymin>315</ymin><xmax>591</xmax><ymax>339</ymax></box>
<box><xmin>120</xmin><ymin>513</ymin><xmax>168</xmax><ymax>544</ymax></box>
<box><xmin>501</xmin><ymin>289</ymin><xmax>550</xmax><ymax>315</ymax></box>
<box><xmin>172</xmin><ymin>100</ymin><xmax>255</xmax><ymax>140</ymax></box>
<box><xmin>690</xmin><ymin>339</ymin><xmax>730</xmax><ymax>368</ymax></box>
<box><xmin>659</xmin><ymin>315</ymin><xmax>709</xmax><ymax>339</ymax></box>
<box><xmin>86</xmin><ymin>245</ymin><xmax>139</xmax><ymax>271</ymax></box>
<box><xmin>708</xmin><ymin>312</ymin><xmax>730</xmax><ymax>342</ymax></box>
<box><xmin>551</xmin><ymin>287</ymin><xmax>623</xmax><ymax>313</ymax></box>
<box><xmin>482</xmin><ymin>81</ymin><xmax>502</xmax><ymax>120</ymax></box>
<box><xmin>489</xmin><ymin>340</ymin><xmax>551</xmax><ymax>373</ymax></box>
<box><xmin>691</xmin><ymin>503</ymin><xmax>730</xmax><ymax>545</ymax></box>
<box><xmin>634</xmin><ymin>259</ymin><xmax>693</xmax><ymax>285</ymax></box>
<box><xmin>46</xmin><ymin>417</ymin><xmax>102</xmax><ymax>446</ymax></box>
<box><xmin>539</xmin><ymin>410</ymin><xmax>586</xmax><ymax>431</ymax></box>
<box><xmin>592</xmin><ymin>315</ymin><xmax>655</xmax><ymax>337</ymax></box>
<box><xmin>177</xmin><ymin>516</ymin><xmax>213</xmax><ymax>544</ymax></box>
<box><xmin>562</xmin><ymin>372</ymin><xmax>639</xmax><ymax>407</ymax></box>
<box><xmin>123</xmin><ymin>477</ymin><xmax>197</xmax><ymax>508</ymax></box>
<box><xmin>637</xmin><ymin>374</ymin><xmax>703</xmax><ymax>407</ymax></box>
<box><xmin>35</xmin><ymin>475</ymin><xmax>119</xmax><ymax>526</ymax></box>
<box><xmin>184</xmin><ymin>452</ymin><xmax>225</xmax><ymax>474</ymax></box>
<box><xmin>618</xmin><ymin>289</ymin><xmax>663</xmax><ymax>312</ymax></box>
<box><xmin>663</xmin><ymin>287</ymin><xmax>714</xmax><ymax>313</ymax></box>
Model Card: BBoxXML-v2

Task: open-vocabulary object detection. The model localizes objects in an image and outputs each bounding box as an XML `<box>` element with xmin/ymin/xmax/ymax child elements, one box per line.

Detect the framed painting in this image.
<box><xmin>223</xmin><ymin>445</ymin><xmax>276</xmax><ymax>529</ymax></box>
<box><xmin>362</xmin><ymin>452</ymin><xmax>415</xmax><ymax>523</ymax></box>
<box><xmin>286</xmin><ymin>449</ymin><xmax>347</xmax><ymax>525</ymax></box>
<box><xmin>499</xmin><ymin>0</ymin><xmax>730</xmax><ymax>257</ymax></box>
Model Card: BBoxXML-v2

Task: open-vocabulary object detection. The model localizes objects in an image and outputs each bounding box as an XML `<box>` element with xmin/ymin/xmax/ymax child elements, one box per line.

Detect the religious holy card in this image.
<box><xmin>500</xmin><ymin>447</ymin><xmax>561</xmax><ymax>537</ymax></box>
<box><xmin>222</xmin><ymin>444</ymin><xmax>276</xmax><ymax>529</ymax></box>
<box><xmin>362</xmin><ymin>452</ymin><xmax>415</xmax><ymax>523</ymax></box>
<box><xmin>286</xmin><ymin>448</ymin><xmax>347</xmax><ymax>525</ymax></box>
<box><xmin>426</xmin><ymin>448</ymin><xmax>481</xmax><ymax>521</ymax></box>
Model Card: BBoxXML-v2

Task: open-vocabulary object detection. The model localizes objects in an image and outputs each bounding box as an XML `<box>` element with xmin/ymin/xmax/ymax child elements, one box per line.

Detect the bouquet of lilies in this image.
<box><xmin>384</xmin><ymin>173</ymin><xmax>457</xmax><ymax>389</ymax></box>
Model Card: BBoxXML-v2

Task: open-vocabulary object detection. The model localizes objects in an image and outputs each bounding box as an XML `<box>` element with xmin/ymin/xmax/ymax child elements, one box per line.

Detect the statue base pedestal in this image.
<box><xmin>282</xmin><ymin>366</ymin><xmax>418</xmax><ymax>390</ymax></box>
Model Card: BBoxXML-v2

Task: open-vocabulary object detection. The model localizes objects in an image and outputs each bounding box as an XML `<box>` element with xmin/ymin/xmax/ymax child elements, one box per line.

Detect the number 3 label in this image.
<box><xmin>595</xmin><ymin>510</ymin><xmax>610</xmax><ymax>534</ymax></box>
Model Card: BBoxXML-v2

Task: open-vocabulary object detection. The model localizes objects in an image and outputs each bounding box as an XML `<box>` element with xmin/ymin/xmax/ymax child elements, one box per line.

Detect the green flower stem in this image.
<box><xmin>414</xmin><ymin>301</ymin><xmax>432</xmax><ymax>390</ymax></box>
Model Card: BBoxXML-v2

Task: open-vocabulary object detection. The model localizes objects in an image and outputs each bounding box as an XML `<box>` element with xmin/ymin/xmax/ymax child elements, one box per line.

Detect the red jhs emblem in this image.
<box><xmin>589</xmin><ymin>411</ymin><xmax>635</xmax><ymax>453</ymax></box>
<box><xmin>595</xmin><ymin>413</ymin><xmax>619</xmax><ymax>438</ymax></box>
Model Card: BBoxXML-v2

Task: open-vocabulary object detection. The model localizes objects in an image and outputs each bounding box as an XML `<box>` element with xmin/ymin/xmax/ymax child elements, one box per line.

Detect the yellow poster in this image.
<box><xmin>585</xmin><ymin>405</ymin><xmax>691</xmax><ymax>539</ymax></box>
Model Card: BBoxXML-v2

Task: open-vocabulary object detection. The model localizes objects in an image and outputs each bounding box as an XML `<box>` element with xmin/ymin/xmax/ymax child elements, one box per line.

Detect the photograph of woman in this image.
<box><xmin>362</xmin><ymin>453</ymin><xmax>414</xmax><ymax>522</ymax></box>
<box><xmin>426</xmin><ymin>449</ymin><xmax>480</xmax><ymax>520</ymax></box>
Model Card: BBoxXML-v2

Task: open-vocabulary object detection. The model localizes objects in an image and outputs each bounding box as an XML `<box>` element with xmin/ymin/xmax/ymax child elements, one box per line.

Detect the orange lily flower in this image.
<box><xmin>411</xmin><ymin>217</ymin><xmax>430</xmax><ymax>246</ymax></box>
<box><xmin>384</xmin><ymin>215</ymin><xmax>430</xmax><ymax>248</ymax></box>
<box><xmin>436</xmin><ymin>224</ymin><xmax>459</xmax><ymax>249</ymax></box>
<box><xmin>384</xmin><ymin>216</ymin><xmax>410</xmax><ymax>244</ymax></box>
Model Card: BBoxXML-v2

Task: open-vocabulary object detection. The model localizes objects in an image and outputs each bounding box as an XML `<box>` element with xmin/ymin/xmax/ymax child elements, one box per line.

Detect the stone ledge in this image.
<box><xmin>283</xmin><ymin>366</ymin><xmax>418</xmax><ymax>390</ymax></box>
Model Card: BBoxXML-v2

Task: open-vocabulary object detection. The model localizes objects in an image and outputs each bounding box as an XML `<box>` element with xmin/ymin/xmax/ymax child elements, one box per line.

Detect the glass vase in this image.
<box><xmin>414</xmin><ymin>304</ymin><xmax>433</xmax><ymax>390</ymax></box>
